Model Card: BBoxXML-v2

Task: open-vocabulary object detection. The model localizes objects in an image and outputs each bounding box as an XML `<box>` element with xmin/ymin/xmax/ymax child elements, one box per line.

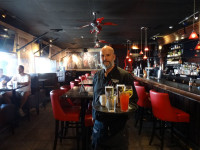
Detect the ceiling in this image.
<box><xmin>0</xmin><ymin>0</ymin><xmax>200</xmax><ymax>50</ymax></box>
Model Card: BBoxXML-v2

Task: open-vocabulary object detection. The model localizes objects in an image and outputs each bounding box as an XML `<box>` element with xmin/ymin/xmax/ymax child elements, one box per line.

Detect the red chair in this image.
<box><xmin>84</xmin><ymin>101</ymin><xmax>93</xmax><ymax>150</ymax></box>
<box><xmin>91</xmin><ymin>70</ymin><xmax>97</xmax><ymax>76</ymax></box>
<box><xmin>70</xmin><ymin>81</ymin><xmax>79</xmax><ymax>89</ymax></box>
<box><xmin>135</xmin><ymin>86</ymin><xmax>151</xmax><ymax>135</ymax></box>
<box><xmin>149</xmin><ymin>90</ymin><xmax>190</xmax><ymax>150</ymax></box>
<box><xmin>75</xmin><ymin>79</ymin><xmax>81</xmax><ymax>83</ymax></box>
<box><xmin>134</xmin><ymin>81</ymin><xmax>140</xmax><ymax>86</ymax></box>
<box><xmin>85</xmin><ymin>73</ymin><xmax>90</xmax><ymax>78</ymax></box>
<box><xmin>50</xmin><ymin>89</ymin><xmax>81</xmax><ymax>150</ymax></box>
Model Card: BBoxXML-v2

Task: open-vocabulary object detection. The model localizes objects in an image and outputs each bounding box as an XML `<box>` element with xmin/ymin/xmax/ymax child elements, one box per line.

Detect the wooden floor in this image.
<box><xmin>0</xmin><ymin>102</ymin><xmax>186</xmax><ymax>150</ymax></box>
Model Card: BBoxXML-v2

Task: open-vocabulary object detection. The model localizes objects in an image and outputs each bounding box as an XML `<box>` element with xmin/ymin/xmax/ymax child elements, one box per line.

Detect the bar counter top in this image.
<box><xmin>132</xmin><ymin>75</ymin><xmax>200</xmax><ymax>102</ymax></box>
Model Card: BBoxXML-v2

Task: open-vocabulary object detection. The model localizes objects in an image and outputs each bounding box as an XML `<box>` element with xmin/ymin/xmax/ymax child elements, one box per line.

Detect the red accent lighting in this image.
<box><xmin>189</xmin><ymin>31</ymin><xmax>199</xmax><ymax>39</ymax></box>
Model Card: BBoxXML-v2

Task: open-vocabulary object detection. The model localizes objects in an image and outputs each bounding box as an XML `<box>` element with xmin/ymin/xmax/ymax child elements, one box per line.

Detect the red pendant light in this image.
<box><xmin>144</xmin><ymin>47</ymin><xmax>149</xmax><ymax>51</ymax></box>
<box><xmin>143</xmin><ymin>54</ymin><xmax>147</xmax><ymax>60</ymax></box>
<box><xmin>195</xmin><ymin>41</ymin><xmax>200</xmax><ymax>50</ymax></box>
<box><xmin>139</xmin><ymin>50</ymin><xmax>143</xmax><ymax>55</ymax></box>
<box><xmin>189</xmin><ymin>31</ymin><xmax>199</xmax><ymax>39</ymax></box>
<box><xmin>189</xmin><ymin>0</ymin><xmax>199</xmax><ymax>40</ymax></box>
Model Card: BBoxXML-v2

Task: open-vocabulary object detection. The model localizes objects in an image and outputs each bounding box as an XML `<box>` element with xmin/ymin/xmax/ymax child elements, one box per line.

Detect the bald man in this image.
<box><xmin>92</xmin><ymin>45</ymin><xmax>138</xmax><ymax>150</ymax></box>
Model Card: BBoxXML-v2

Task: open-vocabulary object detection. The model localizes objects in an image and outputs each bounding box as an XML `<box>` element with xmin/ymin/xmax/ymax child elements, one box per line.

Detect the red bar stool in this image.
<box><xmin>149</xmin><ymin>90</ymin><xmax>190</xmax><ymax>150</ymax></box>
<box><xmin>135</xmin><ymin>86</ymin><xmax>151</xmax><ymax>135</ymax></box>
<box><xmin>134</xmin><ymin>81</ymin><xmax>140</xmax><ymax>86</ymax></box>
<box><xmin>84</xmin><ymin>101</ymin><xmax>93</xmax><ymax>150</ymax></box>
<box><xmin>85</xmin><ymin>73</ymin><xmax>90</xmax><ymax>78</ymax></box>
<box><xmin>75</xmin><ymin>79</ymin><xmax>81</xmax><ymax>83</ymax></box>
<box><xmin>50</xmin><ymin>89</ymin><xmax>81</xmax><ymax>150</ymax></box>
<box><xmin>91</xmin><ymin>70</ymin><xmax>97</xmax><ymax>76</ymax></box>
<box><xmin>81</xmin><ymin>75</ymin><xmax>86</xmax><ymax>81</ymax></box>
<box><xmin>70</xmin><ymin>81</ymin><xmax>79</xmax><ymax>89</ymax></box>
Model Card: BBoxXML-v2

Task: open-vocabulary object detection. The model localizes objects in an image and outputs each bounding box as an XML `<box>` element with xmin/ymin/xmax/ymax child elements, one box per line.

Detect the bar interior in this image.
<box><xmin>0</xmin><ymin>0</ymin><xmax>200</xmax><ymax>150</ymax></box>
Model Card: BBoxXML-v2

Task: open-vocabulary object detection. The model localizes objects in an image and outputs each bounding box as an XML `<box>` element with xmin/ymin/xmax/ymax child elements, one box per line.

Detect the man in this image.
<box><xmin>7</xmin><ymin>65</ymin><xmax>31</xmax><ymax>117</ymax></box>
<box><xmin>92</xmin><ymin>45</ymin><xmax>138</xmax><ymax>150</ymax></box>
<box><xmin>0</xmin><ymin>68</ymin><xmax>10</xmax><ymax>86</ymax></box>
<box><xmin>0</xmin><ymin>68</ymin><xmax>10</xmax><ymax>103</ymax></box>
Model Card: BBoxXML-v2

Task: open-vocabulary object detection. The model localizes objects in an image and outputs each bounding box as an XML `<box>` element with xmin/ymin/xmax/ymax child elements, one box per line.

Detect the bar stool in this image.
<box><xmin>91</xmin><ymin>70</ymin><xmax>97</xmax><ymax>76</ymax></box>
<box><xmin>84</xmin><ymin>101</ymin><xmax>93</xmax><ymax>150</ymax></box>
<box><xmin>149</xmin><ymin>90</ymin><xmax>190</xmax><ymax>150</ymax></box>
<box><xmin>70</xmin><ymin>81</ymin><xmax>79</xmax><ymax>89</ymax></box>
<box><xmin>75</xmin><ymin>79</ymin><xmax>81</xmax><ymax>83</ymax></box>
<box><xmin>85</xmin><ymin>73</ymin><xmax>90</xmax><ymax>78</ymax></box>
<box><xmin>135</xmin><ymin>85</ymin><xmax>151</xmax><ymax>135</ymax></box>
<box><xmin>134</xmin><ymin>81</ymin><xmax>140</xmax><ymax>86</ymax></box>
<box><xmin>50</xmin><ymin>89</ymin><xmax>81</xmax><ymax>150</ymax></box>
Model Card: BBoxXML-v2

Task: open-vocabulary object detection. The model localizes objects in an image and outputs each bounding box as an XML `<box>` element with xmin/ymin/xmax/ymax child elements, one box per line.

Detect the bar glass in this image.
<box><xmin>116</xmin><ymin>84</ymin><xmax>125</xmax><ymax>107</ymax></box>
<box><xmin>105</xmin><ymin>86</ymin><xmax>114</xmax><ymax>112</ymax></box>
<box><xmin>120</xmin><ymin>91</ymin><xmax>129</xmax><ymax>112</ymax></box>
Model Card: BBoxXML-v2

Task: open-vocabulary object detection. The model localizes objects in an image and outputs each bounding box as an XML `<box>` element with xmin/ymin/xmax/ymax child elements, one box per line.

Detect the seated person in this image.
<box><xmin>0</xmin><ymin>68</ymin><xmax>10</xmax><ymax>103</ymax></box>
<box><xmin>6</xmin><ymin>65</ymin><xmax>31</xmax><ymax>117</ymax></box>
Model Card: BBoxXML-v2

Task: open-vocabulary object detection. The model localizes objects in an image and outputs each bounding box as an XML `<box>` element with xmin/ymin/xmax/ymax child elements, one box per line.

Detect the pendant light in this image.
<box><xmin>195</xmin><ymin>14</ymin><xmax>200</xmax><ymax>51</ymax></box>
<box><xmin>144</xmin><ymin>27</ymin><xmax>149</xmax><ymax>51</ymax></box>
<box><xmin>139</xmin><ymin>27</ymin><xmax>144</xmax><ymax>55</ymax></box>
<box><xmin>189</xmin><ymin>0</ymin><xmax>199</xmax><ymax>39</ymax></box>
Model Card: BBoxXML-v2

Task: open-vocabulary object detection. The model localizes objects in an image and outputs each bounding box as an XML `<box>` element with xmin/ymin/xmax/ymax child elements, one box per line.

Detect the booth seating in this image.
<box><xmin>135</xmin><ymin>86</ymin><xmax>151</xmax><ymax>135</ymax></box>
<box><xmin>149</xmin><ymin>90</ymin><xmax>190</xmax><ymax>150</ymax></box>
<box><xmin>50</xmin><ymin>89</ymin><xmax>81</xmax><ymax>150</ymax></box>
<box><xmin>38</xmin><ymin>73</ymin><xmax>60</xmax><ymax>95</ymax></box>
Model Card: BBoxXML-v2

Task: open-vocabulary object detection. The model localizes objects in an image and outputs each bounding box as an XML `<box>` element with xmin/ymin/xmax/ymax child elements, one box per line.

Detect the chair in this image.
<box><xmin>134</xmin><ymin>81</ymin><xmax>140</xmax><ymax>86</ymax></box>
<box><xmin>50</xmin><ymin>89</ymin><xmax>81</xmax><ymax>150</ymax></box>
<box><xmin>149</xmin><ymin>90</ymin><xmax>190</xmax><ymax>150</ymax></box>
<box><xmin>81</xmin><ymin>75</ymin><xmax>86</xmax><ymax>81</ymax></box>
<box><xmin>85</xmin><ymin>73</ymin><xmax>90</xmax><ymax>78</ymax></box>
<box><xmin>83</xmin><ymin>101</ymin><xmax>93</xmax><ymax>150</ymax></box>
<box><xmin>135</xmin><ymin>86</ymin><xmax>151</xmax><ymax>134</ymax></box>
<box><xmin>75</xmin><ymin>79</ymin><xmax>81</xmax><ymax>83</ymax></box>
<box><xmin>70</xmin><ymin>81</ymin><xmax>79</xmax><ymax>89</ymax></box>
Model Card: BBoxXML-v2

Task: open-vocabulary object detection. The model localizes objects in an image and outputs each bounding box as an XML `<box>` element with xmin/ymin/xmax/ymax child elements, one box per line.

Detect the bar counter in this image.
<box><xmin>132</xmin><ymin>74</ymin><xmax>200</xmax><ymax>149</ymax></box>
<box><xmin>133</xmin><ymin>75</ymin><xmax>200</xmax><ymax>101</ymax></box>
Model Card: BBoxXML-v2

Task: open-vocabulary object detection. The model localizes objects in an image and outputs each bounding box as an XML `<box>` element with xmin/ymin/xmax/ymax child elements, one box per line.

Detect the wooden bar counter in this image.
<box><xmin>132</xmin><ymin>75</ymin><xmax>200</xmax><ymax>149</ymax></box>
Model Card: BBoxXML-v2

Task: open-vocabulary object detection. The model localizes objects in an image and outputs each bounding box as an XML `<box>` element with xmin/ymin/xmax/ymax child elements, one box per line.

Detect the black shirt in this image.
<box><xmin>92</xmin><ymin>65</ymin><xmax>138</xmax><ymax>121</ymax></box>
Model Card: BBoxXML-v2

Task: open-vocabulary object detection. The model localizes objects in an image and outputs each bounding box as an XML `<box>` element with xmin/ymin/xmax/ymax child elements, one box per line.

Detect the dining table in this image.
<box><xmin>61</xmin><ymin>86</ymin><xmax>93</xmax><ymax>150</ymax></box>
<box><xmin>0</xmin><ymin>84</ymin><xmax>27</xmax><ymax>105</ymax></box>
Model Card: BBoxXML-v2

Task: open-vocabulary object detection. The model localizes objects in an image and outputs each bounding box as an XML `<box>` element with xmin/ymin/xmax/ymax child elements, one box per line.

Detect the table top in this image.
<box><xmin>93</xmin><ymin>104</ymin><xmax>135</xmax><ymax>115</ymax></box>
<box><xmin>62</xmin><ymin>86</ymin><xmax>93</xmax><ymax>99</ymax></box>
<box><xmin>79</xmin><ymin>80</ymin><xmax>93</xmax><ymax>85</ymax></box>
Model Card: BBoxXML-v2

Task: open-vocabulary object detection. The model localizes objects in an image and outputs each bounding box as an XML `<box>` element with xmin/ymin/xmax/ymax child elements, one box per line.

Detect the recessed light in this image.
<box><xmin>169</xmin><ymin>26</ymin><xmax>173</xmax><ymax>29</ymax></box>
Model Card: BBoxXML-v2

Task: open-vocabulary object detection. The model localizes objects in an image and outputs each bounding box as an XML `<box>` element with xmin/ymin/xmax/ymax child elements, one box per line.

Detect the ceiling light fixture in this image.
<box><xmin>139</xmin><ymin>27</ymin><xmax>143</xmax><ymax>55</ymax></box>
<box><xmin>144</xmin><ymin>27</ymin><xmax>149</xmax><ymax>52</ymax></box>
<box><xmin>189</xmin><ymin>0</ymin><xmax>199</xmax><ymax>40</ymax></box>
<box><xmin>195</xmin><ymin>14</ymin><xmax>200</xmax><ymax>52</ymax></box>
<box><xmin>169</xmin><ymin>26</ymin><xmax>173</xmax><ymax>29</ymax></box>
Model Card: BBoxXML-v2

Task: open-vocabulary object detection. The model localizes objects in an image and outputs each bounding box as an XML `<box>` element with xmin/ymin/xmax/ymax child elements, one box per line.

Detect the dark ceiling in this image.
<box><xmin>0</xmin><ymin>0</ymin><xmax>200</xmax><ymax>49</ymax></box>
